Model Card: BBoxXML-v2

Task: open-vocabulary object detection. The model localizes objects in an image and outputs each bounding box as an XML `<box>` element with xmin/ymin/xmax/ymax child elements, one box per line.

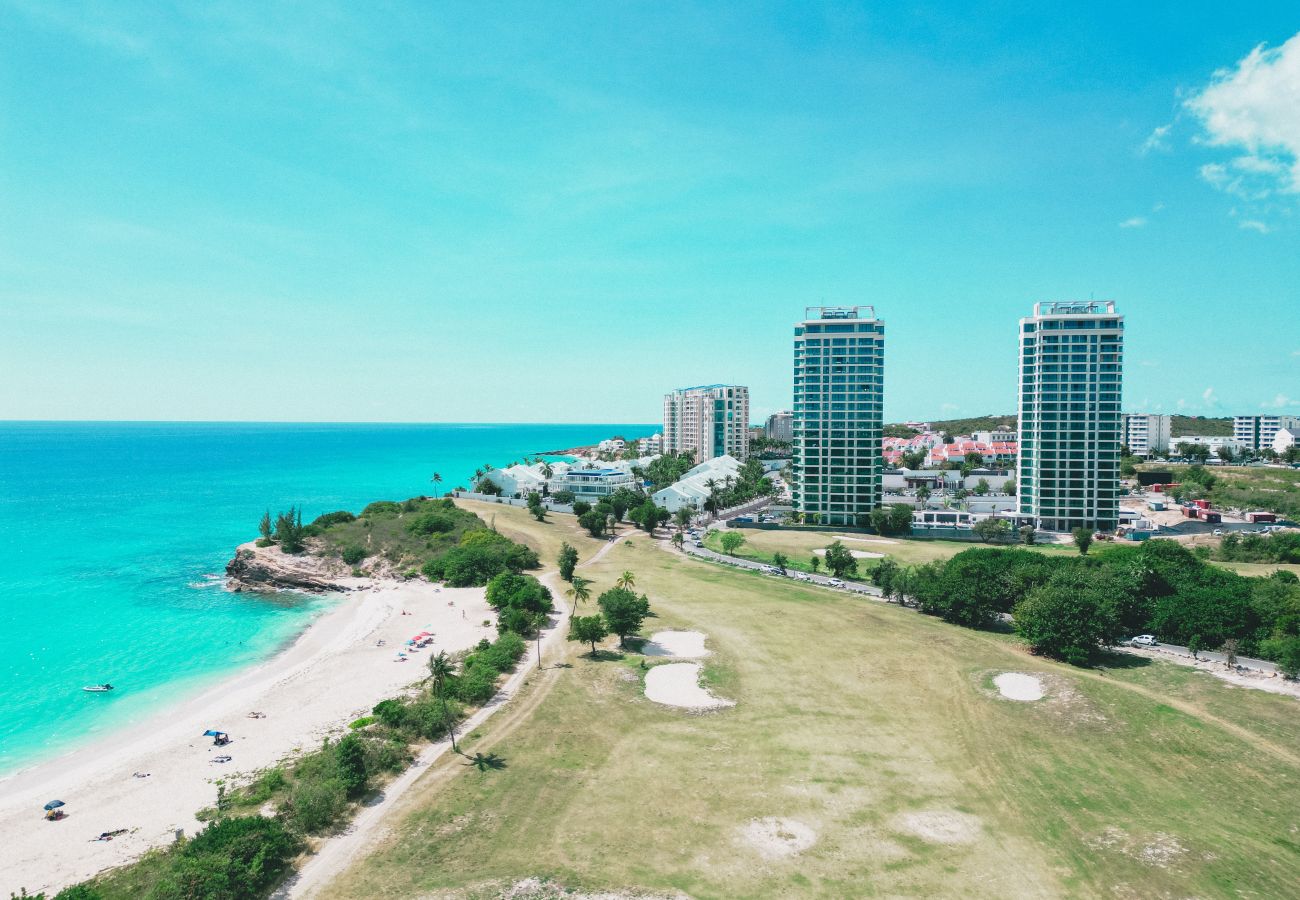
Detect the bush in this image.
<box><xmin>371</xmin><ymin>698</ymin><xmax>407</xmax><ymax>729</ymax></box>
<box><xmin>422</xmin><ymin>531</ymin><xmax>539</xmax><ymax>586</ymax></box>
<box><xmin>312</xmin><ymin>510</ymin><xmax>356</xmax><ymax>528</ymax></box>
<box><xmin>1014</xmin><ymin>568</ymin><xmax>1124</xmax><ymax>665</ymax></box>
<box><xmin>452</xmin><ymin>665</ymin><xmax>500</xmax><ymax>704</ymax></box>
<box><xmin>341</xmin><ymin>546</ymin><xmax>366</xmax><ymax>565</ymax></box>
<box><xmin>361</xmin><ymin>500</ymin><xmax>402</xmax><ymax>517</ymax></box>
<box><xmin>408</xmin><ymin>511</ymin><xmax>456</xmax><ymax>535</ymax></box>
<box><xmin>282</xmin><ymin>777</ymin><xmax>348</xmax><ymax>834</ymax></box>
<box><xmin>149</xmin><ymin>816</ymin><xmax>299</xmax><ymax>899</ymax></box>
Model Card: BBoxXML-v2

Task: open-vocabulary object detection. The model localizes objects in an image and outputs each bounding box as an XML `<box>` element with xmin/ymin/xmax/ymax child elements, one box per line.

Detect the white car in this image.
<box><xmin>1129</xmin><ymin>634</ymin><xmax>1159</xmax><ymax>648</ymax></box>
<box><xmin>792</xmin><ymin>572</ymin><xmax>810</xmax><ymax>581</ymax></box>
<box><xmin>826</xmin><ymin>578</ymin><xmax>845</xmax><ymax>588</ymax></box>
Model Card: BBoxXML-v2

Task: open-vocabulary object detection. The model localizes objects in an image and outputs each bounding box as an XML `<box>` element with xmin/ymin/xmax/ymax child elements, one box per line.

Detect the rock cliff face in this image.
<box><xmin>225</xmin><ymin>541</ymin><xmax>349</xmax><ymax>593</ymax></box>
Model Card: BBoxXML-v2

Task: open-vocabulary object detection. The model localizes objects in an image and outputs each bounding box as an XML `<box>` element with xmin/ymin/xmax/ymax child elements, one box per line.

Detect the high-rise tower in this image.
<box><xmin>1018</xmin><ymin>301</ymin><xmax>1123</xmax><ymax>532</ymax></box>
<box><xmin>792</xmin><ymin>306</ymin><xmax>884</xmax><ymax>526</ymax></box>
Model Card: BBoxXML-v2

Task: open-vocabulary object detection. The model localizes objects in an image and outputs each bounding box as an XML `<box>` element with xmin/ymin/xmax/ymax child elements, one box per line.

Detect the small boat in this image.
<box><xmin>82</xmin><ymin>683</ymin><xmax>114</xmax><ymax>693</ymax></box>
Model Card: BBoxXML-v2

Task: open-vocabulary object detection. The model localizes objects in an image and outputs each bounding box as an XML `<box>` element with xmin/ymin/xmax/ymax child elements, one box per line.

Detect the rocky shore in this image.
<box><xmin>225</xmin><ymin>540</ymin><xmax>350</xmax><ymax>593</ymax></box>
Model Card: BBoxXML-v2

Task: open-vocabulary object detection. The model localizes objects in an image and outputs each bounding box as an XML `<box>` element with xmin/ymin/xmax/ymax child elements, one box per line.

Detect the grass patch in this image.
<box><xmin>324</xmin><ymin>517</ymin><xmax>1300</xmax><ymax>899</ymax></box>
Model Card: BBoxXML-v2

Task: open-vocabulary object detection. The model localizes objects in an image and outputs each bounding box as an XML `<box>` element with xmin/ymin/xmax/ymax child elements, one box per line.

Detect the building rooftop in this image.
<box><xmin>802</xmin><ymin>305</ymin><xmax>877</xmax><ymax>321</ymax></box>
<box><xmin>1031</xmin><ymin>300</ymin><xmax>1117</xmax><ymax>316</ymax></box>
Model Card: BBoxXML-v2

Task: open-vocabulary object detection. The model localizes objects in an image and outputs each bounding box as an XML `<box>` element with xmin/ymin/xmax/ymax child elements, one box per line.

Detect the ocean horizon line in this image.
<box><xmin>0</xmin><ymin>418</ymin><xmax>661</xmax><ymax>427</ymax></box>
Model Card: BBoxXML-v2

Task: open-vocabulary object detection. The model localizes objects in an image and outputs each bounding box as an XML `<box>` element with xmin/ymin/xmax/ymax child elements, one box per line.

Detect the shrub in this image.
<box><xmin>408</xmin><ymin>511</ymin><xmax>456</xmax><ymax>535</ymax></box>
<box><xmin>361</xmin><ymin>500</ymin><xmax>402</xmax><ymax>517</ymax></box>
<box><xmin>282</xmin><ymin>777</ymin><xmax>348</xmax><ymax>834</ymax></box>
<box><xmin>334</xmin><ymin>734</ymin><xmax>368</xmax><ymax>798</ymax></box>
<box><xmin>372</xmin><ymin>698</ymin><xmax>407</xmax><ymax>729</ymax></box>
<box><xmin>341</xmin><ymin>546</ymin><xmax>366</xmax><ymax>565</ymax></box>
<box><xmin>149</xmin><ymin>815</ymin><xmax>299</xmax><ymax>899</ymax></box>
<box><xmin>312</xmin><ymin>510</ymin><xmax>357</xmax><ymax>528</ymax></box>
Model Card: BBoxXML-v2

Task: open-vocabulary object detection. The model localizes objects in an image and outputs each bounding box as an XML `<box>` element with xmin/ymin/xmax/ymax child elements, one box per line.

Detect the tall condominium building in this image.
<box><xmin>1018</xmin><ymin>301</ymin><xmax>1123</xmax><ymax>532</ymax></box>
<box><xmin>662</xmin><ymin>384</ymin><xmax>750</xmax><ymax>462</ymax></box>
<box><xmin>1233</xmin><ymin>415</ymin><xmax>1300</xmax><ymax>451</ymax></box>
<box><xmin>764</xmin><ymin>410</ymin><xmax>794</xmax><ymax>443</ymax></box>
<box><xmin>1121</xmin><ymin>413</ymin><xmax>1171</xmax><ymax>456</ymax></box>
<box><xmin>792</xmin><ymin>306</ymin><xmax>884</xmax><ymax>526</ymax></box>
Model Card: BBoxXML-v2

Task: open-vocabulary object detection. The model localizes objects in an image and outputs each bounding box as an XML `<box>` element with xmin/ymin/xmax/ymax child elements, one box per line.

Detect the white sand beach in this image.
<box><xmin>0</xmin><ymin>578</ymin><xmax>494</xmax><ymax>897</ymax></box>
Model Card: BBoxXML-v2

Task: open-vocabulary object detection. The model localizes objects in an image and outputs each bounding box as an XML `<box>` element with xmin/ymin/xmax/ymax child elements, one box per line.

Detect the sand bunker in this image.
<box><xmin>640</xmin><ymin>630</ymin><xmax>709</xmax><ymax>658</ymax></box>
<box><xmin>644</xmin><ymin>663</ymin><xmax>734</xmax><ymax>710</ymax></box>
<box><xmin>994</xmin><ymin>672</ymin><xmax>1044</xmax><ymax>701</ymax></box>
<box><xmin>836</xmin><ymin>535</ymin><xmax>899</xmax><ymax>544</ymax></box>
<box><xmin>740</xmin><ymin>817</ymin><xmax>817</xmax><ymax>859</ymax></box>
<box><xmin>895</xmin><ymin>810</ymin><xmax>982</xmax><ymax>845</ymax></box>
<box><xmin>813</xmin><ymin>548</ymin><xmax>883</xmax><ymax>559</ymax></box>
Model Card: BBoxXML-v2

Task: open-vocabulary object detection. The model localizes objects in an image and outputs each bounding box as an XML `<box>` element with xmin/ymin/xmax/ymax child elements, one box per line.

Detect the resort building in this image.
<box><xmin>764</xmin><ymin>410</ymin><xmax>794</xmax><ymax>443</ymax></box>
<box><xmin>662</xmin><ymin>384</ymin><xmax>750</xmax><ymax>462</ymax></box>
<box><xmin>637</xmin><ymin>433</ymin><xmax>663</xmax><ymax>455</ymax></box>
<box><xmin>547</xmin><ymin>466</ymin><xmax>636</xmax><ymax>501</ymax></box>
<box><xmin>1274</xmin><ymin>428</ymin><xmax>1299</xmax><ymax>455</ymax></box>
<box><xmin>1234</xmin><ymin>415</ymin><xmax>1300</xmax><ymax>451</ymax></box>
<box><xmin>792</xmin><ymin>306</ymin><xmax>885</xmax><ymax>526</ymax></box>
<box><xmin>1175</xmin><ymin>435</ymin><xmax>1243</xmax><ymax>456</ymax></box>
<box><xmin>650</xmin><ymin>455</ymin><xmax>743</xmax><ymax>513</ymax></box>
<box><xmin>1121</xmin><ymin>413</ymin><xmax>1171</xmax><ymax>456</ymax></box>
<box><xmin>1017</xmin><ymin>301</ymin><xmax>1123</xmax><ymax>533</ymax></box>
<box><xmin>479</xmin><ymin>462</ymin><xmax>553</xmax><ymax>498</ymax></box>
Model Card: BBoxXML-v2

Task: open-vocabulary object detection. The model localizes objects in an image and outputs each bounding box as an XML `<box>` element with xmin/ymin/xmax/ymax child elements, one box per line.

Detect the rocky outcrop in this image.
<box><xmin>225</xmin><ymin>541</ymin><xmax>349</xmax><ymax>593</ymax></box>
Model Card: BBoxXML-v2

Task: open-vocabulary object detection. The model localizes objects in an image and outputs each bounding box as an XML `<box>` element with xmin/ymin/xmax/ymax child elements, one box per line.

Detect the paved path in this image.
<box><xmin>1117</xmin><ymin>641</ymin><xmax>1278</xmax><ymax>674</ymax></box>
<box><xmin>679</xmin><ymin>538</ymin><xmax>882</xmax><ymax>598</ymax></box>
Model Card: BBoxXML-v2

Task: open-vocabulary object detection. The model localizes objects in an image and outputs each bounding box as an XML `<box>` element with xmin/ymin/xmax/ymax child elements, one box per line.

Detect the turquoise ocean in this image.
<box><xmin>0</xmin><ymin>422</ymin><xmax>652</xmax><ymax>776</ymax></box>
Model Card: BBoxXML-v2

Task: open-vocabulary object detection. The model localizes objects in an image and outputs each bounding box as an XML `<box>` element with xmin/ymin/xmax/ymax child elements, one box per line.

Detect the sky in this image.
<box><xmin>2</xmin><ymin>1</ymin><xmax>1298</xmax><ymax>425</ymax></box>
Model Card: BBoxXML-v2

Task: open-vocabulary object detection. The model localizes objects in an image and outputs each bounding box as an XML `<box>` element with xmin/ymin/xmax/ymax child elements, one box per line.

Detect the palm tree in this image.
<box><xmin>427</xmin><ymin>651</ymin><xmax>459</xmax><ymax>754</ymax></box>
<box><xmin>473</xmin><ymin>468</ymin><xmax>483</xmax><ymax>481</ymax></box>
<box><xmin>616</xmin><ymin>570</ymin><xmax>636</xmax><ymax>590</ymax></box>
<box><xmin>430</xmin><ymin>472</ymin><xmax>443</xmax><ymax>498</ymax></box>
<box><xmin>565</xmin><ymin>575</ymin><xmax>593</xmax><ymax>614</ymax></box>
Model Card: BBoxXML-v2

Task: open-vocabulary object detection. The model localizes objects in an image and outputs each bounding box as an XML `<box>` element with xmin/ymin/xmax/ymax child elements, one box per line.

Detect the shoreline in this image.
<box><xmin>0</xmin><ymin>574</ymin><xmax>495</xmax><ymax>897</ymax></box>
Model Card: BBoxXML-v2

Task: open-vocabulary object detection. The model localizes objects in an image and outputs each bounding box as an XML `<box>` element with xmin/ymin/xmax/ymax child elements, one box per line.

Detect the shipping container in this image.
<box><xmin>1247</xmin><ymin>511</ymin><xmax>1277</xmax><ymax>523</ymax></box>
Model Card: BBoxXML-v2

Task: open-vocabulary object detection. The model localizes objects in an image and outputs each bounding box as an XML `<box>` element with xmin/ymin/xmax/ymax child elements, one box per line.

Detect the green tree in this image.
<box><xmin>564</xmin><ymin>575</ymin><xmax>593</xmax><ymax>614</ymax></box>
<box><xmin>258</xmin><ymin>509</ymin><xmax>273</xmax><ymax>541</ymax></box>
<box><xmin>274</xmin><ymin>507</ymin><xmax>307</xmax><ymax>554</ymax></box>
<box><xmin>872</xmin><ymin>557</ymin><xmax>900</xmax><ymax>598</ymax></box>
<box><xmin>973</xmin><ymin>518</ymin><xmax>1011</xmax><ymax>543</ymax></box>
<box><xmin>430</xmin><ymin>471</ymin><xmax>443</xmax><ymax>498</ymax></box>
<box><xmin>427</xmin><ymin>651</ymin><xmax>459</xmax><ymax>753</ymax></box>
<box><xmin>772</xmin><ymin>552</ymin><xmax>788</xmax><ymax>574</ymax></box>
<box><xmin>1014</xmin><ymin>568</ymin><xmax>1123</xmax><ymax>665</ymax></box>
<box><xmin>557</xmin><ymin>542</ymin><xmax>579</xmax><ymax>581</ymax></box>
<box><xmin>810</xmin><ymin>555</ymin><xmax>821</xmax><ymax>574</ymax></box>
<box><xmin>334</xmin><ymin>734</ymin><xmax>368</xmax><ymax>798</ymax></box>
<box><xmin>578</xmin><ymin>509</ymin><xmax>606</xmax><ymax>538</ymax></box>
<box><xmin>1019</xmin><ymin>524</ymin><xmax>1036</xmax><ymax>545</ymax></box>
<box><xmin>720</xmin><ymin>532</ymin><xmax>746</xmax><ymax>555</ymax></box>
<box><xmin>671</xmin><ymin>531</ymin><xmax>684</xmax><ymax>549</ymax></box>
<box><xmin>569</xmin><ymin>615</ymin><xmax>609</xmax><ymax>656</ymax></box>
<box><xmin>916</xmin><ymin>485</ymin><xmax>932</xmax><ymax>505</ymax></box>
<box><xmin>552</xmin><ymin>489</ymin><xmax>576</xmax><ymax>505</ymax></box>
<box><xmin>571</xmin><ymin>500</ymin><xmax>592</xmax><ymax>516</ymax></box>
<box><xmin>616</xmin><ymin>570</ymin><xmax>636</xmax><ymax>590</ymax></box>
<box><xmin>526</xmin><ymin>492</ymin><xmax>546</xmax><ymax>522</ymax></box>
<box><xmin>598</xmin><ymin>587</ymin><xmax>651</xmax><ymax>646</ymax></box>
<box><xmin>1003</xmin><ymin>478</ymin><xmax>1016</xmax><ymax>496</ymax></box>
<box><xmin>974</xmin><ymin>478</ymin><xmax>990</xmax><ymax>496</ymax></box>
<box><xmin>823</xmin><ymin>541</ymin><xmax>858</xmax><ymax>578</ymax></box>
<box><xmin>674</xmin><ymin>506</ymin><xmax>694</xmax><ymax>531</ymax></box>
<box><xmin>1072</xmin><ymin>527</ymin><xmax>1093</xmax><ymax>555</ymax></box>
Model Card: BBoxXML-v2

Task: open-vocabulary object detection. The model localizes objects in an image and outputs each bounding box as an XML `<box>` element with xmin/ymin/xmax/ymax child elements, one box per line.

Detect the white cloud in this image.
<box><xmin>1292</xmin><ymin>349</ymin><xmax>1300</xmax><ymax>357</ymax></box>
<box><xmin>1262</xmin><ymin>393</ymin><xmax>1300</xmax><ymax>409</ymax></box>
<box><xmin>1140</xmin><ymin>123</ymin><xmax>1172</xmax><ymax>155</ymax></box>
<box><xmin>1239</xmin><ymin>219</ymin><xmax>1271</xmax><ymax>233</ymax></box>
<box><xmin>1186</xmin><ymin>33</ymin><xmax>1300</xmax><ymax>196</ymax></box>
<box><xmin>1119</xmin><ymin>216</ymin><xmax>1148</xmax><ymax>228</ymax></box>
<box><xmin>1202</xmin><ymin>387</ymin><xmax>1218</xmax><ymax>407</ymax></box>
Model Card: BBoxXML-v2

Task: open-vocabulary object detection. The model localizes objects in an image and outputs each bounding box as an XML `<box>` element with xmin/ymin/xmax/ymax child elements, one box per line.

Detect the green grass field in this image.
<box><xmin>321</xmin><ymin>504</ymin><xmax>1300</xmax><ymax>899</ymax></box>
<box><xmin>702</xmin><ymin>527</ymin><xmax>1075</xmax><ymax>574</ymax></box>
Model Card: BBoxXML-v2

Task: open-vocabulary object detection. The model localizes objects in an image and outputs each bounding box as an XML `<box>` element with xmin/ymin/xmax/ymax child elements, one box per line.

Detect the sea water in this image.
<box><xmin>0</xmin><ymin>421</ymin><xmax>651</xmax><ymax>776</ymax></box>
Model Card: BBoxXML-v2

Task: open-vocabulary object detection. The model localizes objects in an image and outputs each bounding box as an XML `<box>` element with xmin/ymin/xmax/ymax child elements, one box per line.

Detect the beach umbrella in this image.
<box><xmin>44</xmin><ymin>800</ymin><xmax>65</xmax><ymax>810</ymax></box>
<box><xmin>202</xmin><ymin>729</ymin><xmax>222</xmax><ymax>737</ymax></box>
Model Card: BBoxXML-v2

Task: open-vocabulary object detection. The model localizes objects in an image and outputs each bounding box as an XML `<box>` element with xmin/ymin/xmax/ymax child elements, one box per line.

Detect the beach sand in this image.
<box><xmin>0</xmin><ymin>578</ymin><xmax>494</xmax><ymax>897</ymax></box>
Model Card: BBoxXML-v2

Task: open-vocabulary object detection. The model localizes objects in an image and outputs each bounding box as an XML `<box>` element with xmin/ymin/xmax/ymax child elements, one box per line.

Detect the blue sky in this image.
<box><xmin>2</xmin><ymin>2</ymin><xmax>1298</xmax><ymax>424</ymax></box>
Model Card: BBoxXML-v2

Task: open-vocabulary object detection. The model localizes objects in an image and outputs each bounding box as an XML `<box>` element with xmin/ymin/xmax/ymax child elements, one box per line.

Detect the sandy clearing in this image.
<box><xmin>0</xmin><ymin>579</ymin><xmax>494</xmax><ymax>897</ymax></box>
<box><xmin>813</xmin><ymin>548</ymin><xmax>884</xmax><ymax>559</ymax></box>
<box><xmin>994</xmin><ymin>672</ymin><xmax>1044</xmax><ymax>702</ymax></box>
<box><xmin>739</xmin><ymin>817</ymin><xmax>817</xmax><ymax>859</ymax></box>
<box><xmin>643</xmin><ymin>663</ymin><xmax>734</xmax><ymax>710</ymax></box>
<box><xmin>640</xmin><ymin>630</ymin><xmax>709</xmax><ymax>658</ymax></box>
<box><xmin>894</xmin><ymin>810</ymin><xmax>982</xmax><ymax>845</ymax></box>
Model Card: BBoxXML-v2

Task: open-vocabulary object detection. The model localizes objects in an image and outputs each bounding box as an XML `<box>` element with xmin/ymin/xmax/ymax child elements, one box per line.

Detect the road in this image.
<box><xmin>1118</xmin><ymin>640</ymin><xmax>1278</xmax><ymax>674</ymax></box>
<box><xmin>679</xmin><ymin>537</ymin><xmax>882</xmax><ymax>598</ymax></box>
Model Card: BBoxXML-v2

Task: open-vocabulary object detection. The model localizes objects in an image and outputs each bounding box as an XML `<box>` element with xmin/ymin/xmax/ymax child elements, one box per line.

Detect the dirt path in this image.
<box><xmin>286</xmin><ymin>529</ymin><xmax>633</xmax><ymax>898</ymax></box>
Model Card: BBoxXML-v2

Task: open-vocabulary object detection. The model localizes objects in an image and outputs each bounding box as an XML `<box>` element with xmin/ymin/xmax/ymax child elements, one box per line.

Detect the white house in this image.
<box><xmin>481</xmin><ymin>463</ymin><xmax>551</xmax><ymax>498</ymax></box>
<box><xmin>650</xmin><ymin>455</ymin><xmax>743</xmax><ymax>512</ymax></box>
<box><xmin>1274</xmin><ymin>428</ymin><xmax>1299</xmax><ymax>455</ymax></box>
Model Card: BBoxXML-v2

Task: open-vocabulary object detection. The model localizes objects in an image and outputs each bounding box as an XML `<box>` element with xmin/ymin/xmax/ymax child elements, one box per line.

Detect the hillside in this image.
<box><xmin>886</xmin><ymin>414</ymin><xmax>1016</xmax><ymax>437</ymax></box>
<box><xmin>1170</xmin><ymin>415</ymin><xmax>1233</xmax><ymax>437</ymax></box>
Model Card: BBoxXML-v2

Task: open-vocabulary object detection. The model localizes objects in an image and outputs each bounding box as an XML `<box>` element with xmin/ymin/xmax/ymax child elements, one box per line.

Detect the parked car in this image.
<box><xmin>1213</xmin><ymin>529</ymin><xmax>1224</xmax><ymax>536</ymax></box>
<box><xmin>792</xmin><ymin>572</ymin><xmax>810</xmax><ymax>581</ymax></box>
<box><xmin>1129</xmin><ymin>634</ymin><xmax>1159</xmax><ymax>648</ymax></box>
<box><xmin>826</xmin><ymin>578</ymin><xmax>845</xmax><ymax>588</ymax></box>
